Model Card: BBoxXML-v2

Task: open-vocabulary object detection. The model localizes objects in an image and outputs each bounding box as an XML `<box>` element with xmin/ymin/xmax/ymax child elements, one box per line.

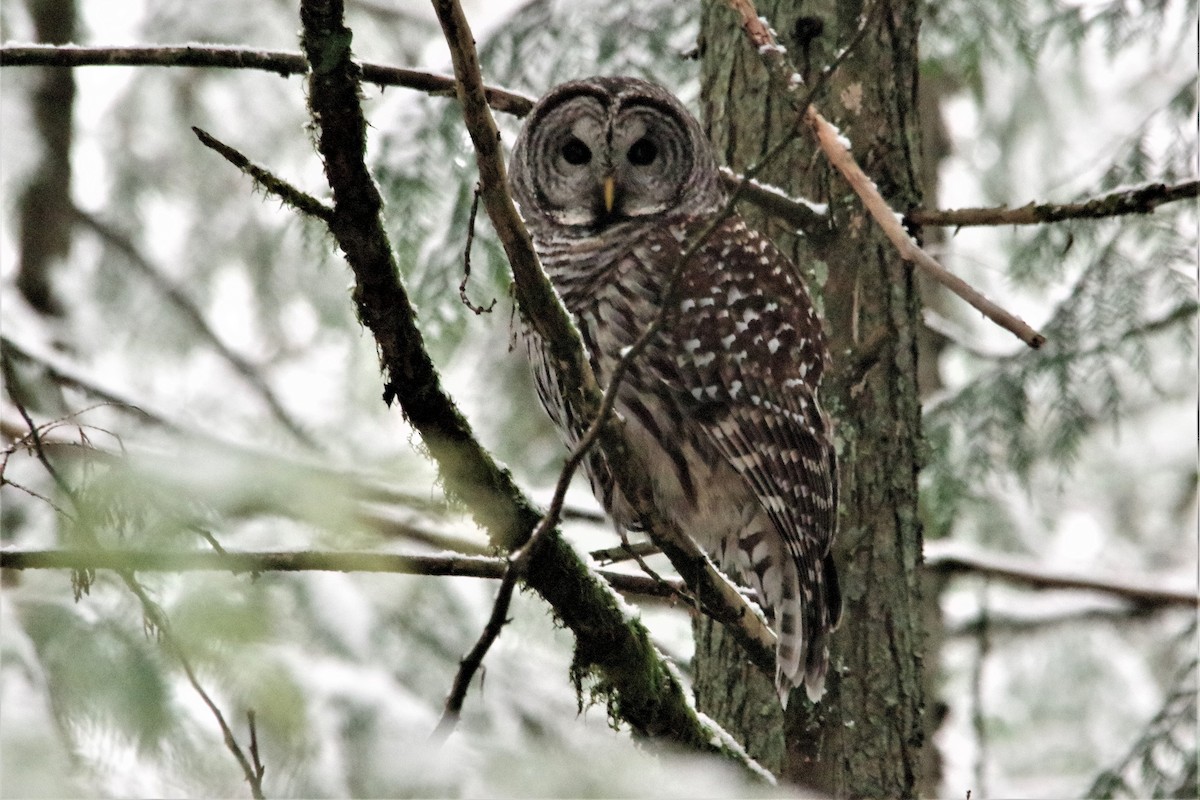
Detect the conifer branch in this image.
<box><xmin>0</xmin><ymin>380</ymin><xmax>266</xmax><ymax>799</ymax></box>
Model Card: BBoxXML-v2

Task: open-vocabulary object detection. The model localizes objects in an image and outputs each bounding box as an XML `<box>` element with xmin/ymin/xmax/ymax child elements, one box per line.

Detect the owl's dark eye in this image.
<box><xmin>627</xmin><ymin>137</ymin><xmax>658</xmax><ymax>166</ymax></box>
<box><xmin>560</xmin><ymin>137</ymin><xmax>592</xmax><ymax>166</ymax></box>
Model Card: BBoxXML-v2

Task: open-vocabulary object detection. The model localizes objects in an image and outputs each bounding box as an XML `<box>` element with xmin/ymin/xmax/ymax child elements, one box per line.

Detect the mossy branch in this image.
<box><xmin>258</xmin><ymin>0</ymin><xmax>775</xmax><ymax>774</ymax></box>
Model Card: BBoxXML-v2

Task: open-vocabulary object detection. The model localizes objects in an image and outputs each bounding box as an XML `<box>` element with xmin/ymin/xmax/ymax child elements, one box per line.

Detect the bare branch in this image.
<box><xmin>431</xmin><ymin>561</ymin><xmax>519</xmax><ymax>740</ymax></box>
<box><xmin>723</xmin><ymin>0</ymin><xmax>1046</xmax><ymax>350</ymax></box>
<box><xmin>0</xmin><ymin>547</ymin><xmax>686</xmax><ymax>600</ymax></box>
<box><xmin>246</xmin><ymin>712</ymin><xmax>266</xmax><ymax>787</ymax></box>
<box><xmin>908</xmin><ymin>180</ymin><xmax>1200</xmax><ymax>228</ymax></box>
<box><xmin>925</xmin><ymin>543</ymin><xmax>1198</xmax><ymax>610</ymax></box>
<box><xmin>2</xmin><ymin>362</ymin><xmax>75</xmax><ymax>502</ymax></box>
<box><xmin>0</xmin><ymin>44</ymin><xmax>536</xmax><ymax>116</ymax></box>
<box><xmin>946</xmin><ymin>605</ymin><xmax>1184</xmax><ymax>637</ymax></box>
<box><xmin>191</xmin><ymin>126</ymin><xmax>334</xmax><ymax>222</ymax></box>
<box><xmin>457</xmin><ymin>182</ymin><xmax>496</xmax><ymax>314</ymax></box>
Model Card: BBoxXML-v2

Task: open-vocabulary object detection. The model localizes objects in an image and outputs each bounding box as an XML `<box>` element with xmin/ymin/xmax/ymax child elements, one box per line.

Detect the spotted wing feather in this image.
<box><xmin>639</xmin><ymin>217</ymin><xmax>842</xmax><ymax>702</ymax></box>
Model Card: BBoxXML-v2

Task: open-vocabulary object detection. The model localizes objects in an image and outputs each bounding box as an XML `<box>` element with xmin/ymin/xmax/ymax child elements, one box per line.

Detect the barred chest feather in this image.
<box><xmin>523</xmin><ymin>216</ymin><xmax>800</xmax><ymax>556</ymax></box>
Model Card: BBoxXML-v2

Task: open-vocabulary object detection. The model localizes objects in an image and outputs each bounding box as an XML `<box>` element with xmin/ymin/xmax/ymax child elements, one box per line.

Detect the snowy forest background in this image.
<box><xmin>1</xmin><ymin>0</ymin><xmax>1196</xmax><ymax>797</ymax></box>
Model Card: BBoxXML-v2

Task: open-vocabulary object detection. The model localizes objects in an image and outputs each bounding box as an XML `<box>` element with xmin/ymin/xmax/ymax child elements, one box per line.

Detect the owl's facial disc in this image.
<box><xmin>527</xmin><ymin>93</ymin><xmax>696</xmax><ymax>230</ymax></box>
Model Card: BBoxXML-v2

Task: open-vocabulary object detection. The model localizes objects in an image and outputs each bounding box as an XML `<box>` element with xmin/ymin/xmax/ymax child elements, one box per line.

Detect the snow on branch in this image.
<box><xmin>723</xmin><ymin>0</ymin><xmax>1047</xmax><ymax>350</ymax></box>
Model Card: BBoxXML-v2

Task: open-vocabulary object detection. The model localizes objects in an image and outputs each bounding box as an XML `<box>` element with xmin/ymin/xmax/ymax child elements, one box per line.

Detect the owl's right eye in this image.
<box><xmin>560</xmin><ymin>137</ymin><xmax>592</xmax><ymax>166</ymax></box>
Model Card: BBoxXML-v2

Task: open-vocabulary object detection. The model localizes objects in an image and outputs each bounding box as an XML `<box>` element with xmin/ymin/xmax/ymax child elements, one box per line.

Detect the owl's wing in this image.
<box><xmin>640</xmin><ymin>218</ymin><xmax>840</xmax><ymax>617</ymax></box>
<box><xmin>647</xmin><ymin>216</ymin><xmax>842</xmax><ymax>702</ymax></box>
<box><xmin>639</xmin><ymin>216</ymin><xmax>842</xmax><ymax>702</ymax></box>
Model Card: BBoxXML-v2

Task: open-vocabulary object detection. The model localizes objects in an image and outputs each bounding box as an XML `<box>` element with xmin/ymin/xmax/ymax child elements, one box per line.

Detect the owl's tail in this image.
<box><xmin>734</xmin><ymin>520</ymin><xmax>841</xmax><ymax>709</ymax></box>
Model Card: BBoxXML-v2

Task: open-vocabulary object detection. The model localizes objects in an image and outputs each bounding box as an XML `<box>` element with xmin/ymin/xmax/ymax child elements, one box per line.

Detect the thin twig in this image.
<box><xmin>724</xmin><ymin>0</ymin><xmax>1047</xmax><ymax>349</ymax></box>
<box><xmin>0</xmin><ymin>477</ymin><xmax>70</xmax><ymax>517</ymax></box>
<box><xmin>5</xmin><ymin>387</ymin><xmax>74</xmax><ymax>502</ymax></box>
<box><xmin>616</xmin><ymin>526</ymin><xmax>694</xmax><ymax>607</ymax></box>
<box><xmin>430</xmin><ymin>561</ymin><xmax>518</xmax><ymax>741</ymax></box>
<box><xmin>458</xmin><ymin>182</ymin><xmax>496</xmax><ymax>314</ymax></box>
<box><xmin>247</xmin><ymin>711</ymin><xmax>266</xmax><ymax>785</ymax></box>
<box><xmin>191</xmin><ymin>126</ymin><xmax>334</xmax><ymax>222</ymax></box>
<box><xmin>590</xmin><ymin>539</ymin><xmax>660</xmax><ymax>565</ymax></box>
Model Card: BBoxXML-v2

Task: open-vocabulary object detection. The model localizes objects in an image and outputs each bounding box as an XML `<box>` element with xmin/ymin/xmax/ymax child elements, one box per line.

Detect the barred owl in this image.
<box><xmin>509</xmin><ymin>76</ymin><xmax>840</xmax><ymax>706</ymax></box>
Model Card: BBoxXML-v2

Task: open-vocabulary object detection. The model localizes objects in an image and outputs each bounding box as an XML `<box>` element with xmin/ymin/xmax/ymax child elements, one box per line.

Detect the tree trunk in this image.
<box><xmin>17</xmin><ymin>0</ymin><xmax>77</xmax><ymax>318</ymax></box>
<box><xmin>694</xmin><ymin>2</ymin><xmax>927</xmax><ymax>796</ymax></box>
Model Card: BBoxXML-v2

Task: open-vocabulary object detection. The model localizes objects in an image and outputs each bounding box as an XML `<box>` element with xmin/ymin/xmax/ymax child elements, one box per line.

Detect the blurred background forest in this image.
<box><xmin>1</xmin><ymin>0</ymin><xmax>1196</xmax><ymax>797</ymax></box>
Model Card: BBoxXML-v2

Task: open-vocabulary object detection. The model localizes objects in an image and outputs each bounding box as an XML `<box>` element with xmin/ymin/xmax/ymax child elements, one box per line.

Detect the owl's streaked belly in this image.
<box><xmin>609</xmin><ymin>392</ymin><xmax>761</xmax><ymax>561</ymax></box>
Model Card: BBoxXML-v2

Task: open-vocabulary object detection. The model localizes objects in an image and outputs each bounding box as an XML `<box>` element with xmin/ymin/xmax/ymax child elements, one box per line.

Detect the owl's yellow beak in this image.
<box><xmin>602</xmin><ymin>175</ymin><xmax>617</xmax><ymax>213</ymax></box>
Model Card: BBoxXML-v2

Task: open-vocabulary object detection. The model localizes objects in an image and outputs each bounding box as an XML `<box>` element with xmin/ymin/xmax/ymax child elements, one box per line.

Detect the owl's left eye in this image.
<box><xmin>627</xmin><ymin>137</ymin><xmax>658</xmax><ymax>166</ymax></box>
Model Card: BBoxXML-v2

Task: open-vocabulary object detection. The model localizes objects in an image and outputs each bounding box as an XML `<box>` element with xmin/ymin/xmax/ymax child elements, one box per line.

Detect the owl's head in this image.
<box><xmin>509</xmin><ymin>77</ymin><xmax>725</xmax><ymax>232</ymax></box>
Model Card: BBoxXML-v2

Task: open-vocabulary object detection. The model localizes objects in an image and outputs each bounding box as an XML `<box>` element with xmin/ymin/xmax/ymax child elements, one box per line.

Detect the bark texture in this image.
<box><xmin>694</xmin><ymin>2</ymin><xmax>927</xmax><ymax>795</ymax></box>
